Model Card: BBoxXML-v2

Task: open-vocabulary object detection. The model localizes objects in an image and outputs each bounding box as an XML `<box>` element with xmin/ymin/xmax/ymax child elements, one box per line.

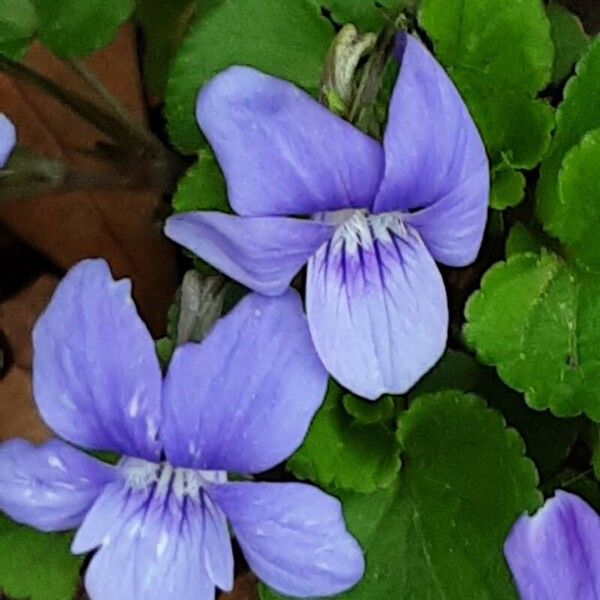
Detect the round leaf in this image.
<box><xmin>547</xmin><ymin>2</ymin><xmax>589</xmax><ymax>85</ymax></box>
<box><xmin>419</xmin><ymin>0</ymin><xmax>554</xmax><ymax>168</ymax></box>
<box><xmin>165</xmin><ymin>0</ymin><xmax>334</xmax><ymax>153</ymax></box>
<box><xmin>172</xmin><ymin>150</ymin><xmax>230</xmax><ymax>214</ymax></box>
<box><xmin>0</xmin><ymin>0</ymin><xmax>37</xmax><ymax>59</ymax></box>
<box><xmin>465</xmin><ymin>251</ymin><xmax>600</xmax><ymax>420</ymax></box>
<box><xmin>538</xmin><ymin>37</ymin><xmax>600</xmax><ymax>229</ymax></box>
<box><xmin>264</xmin><ymin>392</ymin><xmax>540</xmax><ymax>599</ymax></box>
<box><xmin>550</xmin><ymin>128</ymin><xmax>600</xmax><ymax>270</ymax></box>
<box><xmin>287</xmin><ymin>381</ymin><xmax>400</xmax><ymax>494</ymax></box>
<box><xmin>32</xmin><ymin>0</ymin><xmax>135</xmax><ymax>58</ymax></box>
<box><xmin>0</xmin><ymin>515</ymin><xmax>82</xmax><ymax>600</ymax></box>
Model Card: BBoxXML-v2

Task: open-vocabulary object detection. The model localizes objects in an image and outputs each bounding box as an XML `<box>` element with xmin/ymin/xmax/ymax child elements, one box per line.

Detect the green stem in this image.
<box><xmin>0</xmin><ymin>54</ymin><xmax>147</xmax><ymax>152</ymax></box>
<box><xmin>348</xmin><ymin>17</ymin><xmax>398</xmax><ymax>124</ymax></box>
<box><xmin>0</xmin><ymin>55</ymin><xmax>186</xmax><ymax>195</ymax></box>
<box><xmin>0</xmin><ymin>147</ymin><xmax>150</xmax><ymax>202</ymax></box>
<box><xmin>65</xmin><ymin>59</ymin><xmax>163</xmax><ymax>155</ymax></box>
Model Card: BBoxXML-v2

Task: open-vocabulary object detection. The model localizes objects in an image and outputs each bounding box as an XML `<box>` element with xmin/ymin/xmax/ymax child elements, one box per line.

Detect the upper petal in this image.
<box><xmin>0</xmin><ymin>114</ymin><xmax>16</xmax><ymax>168</ymax></box>
<box><xmin>0</xmin><ymin>439</ymin><xmax>116</xmax><ymax>532</ymax></box>
<box><xmin>162</xmin><ymin>290</ymin><xmax>328</xmax><ymax>473</ymax></box>
<box><xmin>209</xmin><ymin>482</ymin><xmax>364</xmax><ymax>597</ymax></box>
<box><xmin>374</xmin><ymin>34</ymin><xmax>489</xmax><ymax>266</ymax></box>
<box><xmin>165</xmin><ymin>212</ymin><xmax>333</xmax><ymax>296</ymax></box>
<box><xmin>32</xmin><ymin>259</ymin><xmax>163</xmax><ymax>461</ymax></box>
<box><xmin>197</xmin><ymin>66</ymin><xmax>384</xmax><ymax>216</ymax></box>
<box><xmin>306</xmin><ymin>212</ymin><xmax>448</xmax><ymax>399</ymax></box>
<box><xmin>504</xmin><ymin>491</ymin><xmax>600</xmax><ymax>600</ymax></box>
<box><xmin>73</xmin><ymin>478</ymin><xmax>229</xmax><ymax>600</ymax></box>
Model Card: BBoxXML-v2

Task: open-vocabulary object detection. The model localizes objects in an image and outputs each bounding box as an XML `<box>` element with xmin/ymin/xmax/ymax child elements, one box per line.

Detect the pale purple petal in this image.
<box><xmin>165</xmin><ymin>212</ymin><xmax>333</xmax><ymax>296</ymax></box>
<box><xmin>0</xmin><ymin>439</ymin><xmax>116</xmax><ymax>532</ymax></box>
<box><xmin>374</xmin><ymin>34</ymin><xmax>488</xmax><ymax>266</ymax></box>
<box><xmin>505</xmin><ymin>491</ymin><xmax>600</xmax><ymax>600</ymax></box>
<box><xmin>306</xmin><ymin>212</ymin><xmax>448</xmax><ymax>400</ymax></box>
<box><xmin>209</xmin><ymin>482</ymin><xmax>364</xmax><ymax>597</ymax></box>
<box><xmin>0</xmin><ymin>114</ymin><xmax>16</xmax><ymax>168</ymax></box>
<box><xmin>197</xmin><ymin>66</ymin><xmax>383</xmax><ymax>216</ymax></box>
<box><xmin>162</xmin><ymin>291</ymin><xmax>327</xmax><ymax>473</ymax></box>
<box><xmin>73</xmin><ymin>478</ymin><xmax>231</xmax><ymax>599</ymax></box>
<box><xmin>404</xmin><ymin>176</ymin><xmax>488</xmax><ymax>266</ymax></box>
<box><xmin>32</xmin><ymin>259</ymin><xmax>162</xmax><ymax>461</ymax></box>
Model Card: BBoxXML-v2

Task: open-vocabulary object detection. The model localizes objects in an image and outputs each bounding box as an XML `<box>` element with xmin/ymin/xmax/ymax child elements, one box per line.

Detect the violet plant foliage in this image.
<box><xmin>0</xmin><ymin>259</ymin><xmax>364</xmax><ymax>600</ymax></box>
<box><xmin>165</xmin><ymin>31</ymin><xmax>489</xmax><ymax>401</ymax></box>
<box><xmin>505</xmin><ymin>491</ymin><xmax>600</xmax><ymax>600</ymax></box>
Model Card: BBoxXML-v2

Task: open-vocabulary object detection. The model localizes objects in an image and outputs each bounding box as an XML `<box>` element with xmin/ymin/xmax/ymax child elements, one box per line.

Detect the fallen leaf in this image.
<box><xmin>0</xmin><ymin>366</ymin><xmax>50</xmax><ymax>443</ymax></box>
<box><xmin>0</xmin><ymin>274</ymin><xmax>57</xmax><ymax>370</ymax></box>
<box><xmin>219</xmin><ymin>574</ymin><xmax>258</xmax><ymax>600</ymax></box>
<box><xmin>0</xmin><ymin>24</ymin><xmax>177</xmax><ymax>335</ymax></box>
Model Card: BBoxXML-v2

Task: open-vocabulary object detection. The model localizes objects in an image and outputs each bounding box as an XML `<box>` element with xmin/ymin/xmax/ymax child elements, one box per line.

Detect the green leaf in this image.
<box><xmin>135</xmin><ymin>0</ymin><xmax>198</xmax><ymax>97</ymax></box>
<box><xmin>505</xmin><ymin>223</ymin><xmax>545</xmax><ymax>257</ymax></box>
<box><xmin>172</xmin><ymin>150</ymin><xmax>230</xmax><ymax>214</ymax></box>
<box><xmin>465</xmin><ymin>251</ymin><xmax>600</xmax><ymax>421</ymax></box>
<box><xmin>342</xmin><ymin>393</ymin><xmax>395</xmax><ymax>425</ymax></box>
<box><xmin>265</xmin><ymin>392</ymin><xmax>541</xmax><ymax>600</ymax></box>
<box><xmin>165</xmin><ymin>0</ymin><xmax>334</xmax><ymax>153</ymax></box>
<box><xmin>287</xmin><ymin>381</ymin><xmax>400</xmax><ymax>494</ymax></box>
<box><xmin>0</xmin><ymin>0</ymin><xmax>37</xmax><ymax>59</ymax></box>
<box><xmin>538</xmin><ymin>38</ymin><xmax>600</xmax><ymax>229</ymax></box>
<box><xmin>0</xmin><ymin>515</ymin><xmax>82</xmax><ymax>600</ymax></box>
<box><xmin>419</xmin><ymin>0</ymin><xmax>554</xmax><ymax>169</ymax></box>
<box><xmin>313</xmin><ymin>0</ymin><xmax>404</xmax><ymax>32</ymax></box>
<box><xmin>546</xmin><ymin>128</ymin><xmax>600</xmax><ymax>270</ymax></box>
<box><xmin>547</xmin><ymin>2</ymin><xmax>589</xmax><ymax>85</ymax></box>
<box><xmin>31</xmin><ymin>0</ymin><xmax>135</xmax><ymax>58</ymax></box>
<box><xmin>489</xmin><ymin>168</ymin><xmax>526</xmax><ymax>210</ymax></box>
<box><xmin>410</xmin><ymin>350</ymin><xmax>579</xmax><ymax>479</ymax></box>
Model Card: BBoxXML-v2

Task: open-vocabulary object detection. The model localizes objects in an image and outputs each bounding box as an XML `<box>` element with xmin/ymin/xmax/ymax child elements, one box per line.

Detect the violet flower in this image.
<box><xmin>504</xmin><ymin>491</ymin><xmax>600</xmax><ymax>599</ymax></box>
<box><xmin>0</xmin><ymin>113</ymin><xmax>16</xmax><ymax>167</ymax></box>
<box><xmin>165</xmin><ymin>32</ymin><xmax>489</xmax><ymax>400</ymax></box>
<box><xmin>0</xmin><ymin>259</ymin><xmax>364</xmax><ymax>599</ymax></box>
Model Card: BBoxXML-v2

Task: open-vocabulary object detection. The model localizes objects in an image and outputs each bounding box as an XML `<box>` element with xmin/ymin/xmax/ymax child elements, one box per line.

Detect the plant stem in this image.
<box><xmin>65</xmin><ymin>59</ymin><xmax>163</xmax><ymax>155</ymax></box>
<box><xmin>0</xmin><ymin>54</ymin><xmax>186</xmax><ymax>195</ymax></box>
<box><xmin>348</xmin><ymin>18</ymin><xmax>397</xmax><ymax>124</ymax></box>
<box><xmin>0</xmin><ymin>54</ymin><xmax>147</xmax><ymax>152</ymax></box>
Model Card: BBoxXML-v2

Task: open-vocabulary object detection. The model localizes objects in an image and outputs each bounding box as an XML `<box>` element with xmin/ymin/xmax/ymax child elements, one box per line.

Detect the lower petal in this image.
<box><xmin>73</xmin><ymin>475</ymin><xmax>233</xmax><ymax>600</ymax></box>
<box><xmin>209</xmin><ymin>482</ymin><xmax>364</xmax><ymax>598</ymax></box>
<box><xmin>0</xmin><ymin>439</ymin><xmax>116</xmax><ymax>532</ymax></box>
<box><xmin>165</xmin><ymin>212</ymin><xmax>333</xmax><ymax>296</ymax></box>
<box><xmin>306</xmin><ymin>212</ymin><xmax>448</xmax><ymax>399</ymax></box>
<box><xmin>504</xmin><ymin>491</ymin><xmax>600</xmax><ymax>600</ymax></box>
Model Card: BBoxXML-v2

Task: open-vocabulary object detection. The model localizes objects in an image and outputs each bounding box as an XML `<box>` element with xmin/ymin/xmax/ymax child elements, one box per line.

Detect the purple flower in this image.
<box><xmin>165</xmin><ymin>32</ymin><xmax>489</xmax><ymax>400</ymax></box>
<box><xmin>0</xmin><ymin>259</ymin><xmax>364</xmax><ymax>599</ymax></box>
<box><xmin>504</xmin><ymin>491</ymin><xmax>600</xmax><ymax>599</ymax></box>
<box><xmin>0</xmin><ymin>113</ymin><xmax>16</xmax><ymax>167</ymax></box>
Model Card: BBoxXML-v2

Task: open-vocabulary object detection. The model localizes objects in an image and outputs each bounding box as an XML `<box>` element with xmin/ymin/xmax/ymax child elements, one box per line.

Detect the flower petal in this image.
<box><xmin>210</xmin><ymin>482</ymin><xmax>364</xmax><ymax>597</ymax></box>
<box><xmin>504</xmin><ymin>491</ymin><xmax>600</xmax><ymax>600</ymax></box>
<box><xmin>73</xmin><ymin>479</ymin><xmax>231</xmax><ymax>600</ymax></box>
<box><xmin>0</xmin><ymin>439</ymin><xmax>116</xmax><ymax>532</ymax></box>
<box><xmin>374</xmin><ymin>34</ymin><xmax>489</xmax><ymax>266</ymax></box>
<box><xmin>162</xmin><ymin>290</ymin><xmax>328</xmax><ymax>473</ymax></box>
<box><xmin>165</xmin><ymin>212</ymin><xmax>333</xmax><ymax>296</ymax></box>
<box><xmin>306</xmin><ymin>212</ymin><xmax>448</xmax><ymax>399</ymax></box>
<box><xmin>33</xmin><ymin>259</ymin><xmax>162</xmax><ymax>461</ymax></box>
<box><xmin>197</xmin><ymin>66</ymin><xmax>383</xmax><ymax>216</ymax></box>
<box><xmin>0</xmin><ymin>114</ymin><xmax>16</xmax><ymax>168</ymax></box>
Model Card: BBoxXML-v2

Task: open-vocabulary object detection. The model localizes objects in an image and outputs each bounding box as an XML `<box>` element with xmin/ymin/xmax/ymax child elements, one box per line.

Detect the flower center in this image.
<box><xmin>120</xmin><ymin>457</ymin><xmax>227</xmax><ymax>502</ymax></box>
<box><xmin>326</xmin><ymin>209</ymin><xmax>407</xmax><ymax>255</ymax></box>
